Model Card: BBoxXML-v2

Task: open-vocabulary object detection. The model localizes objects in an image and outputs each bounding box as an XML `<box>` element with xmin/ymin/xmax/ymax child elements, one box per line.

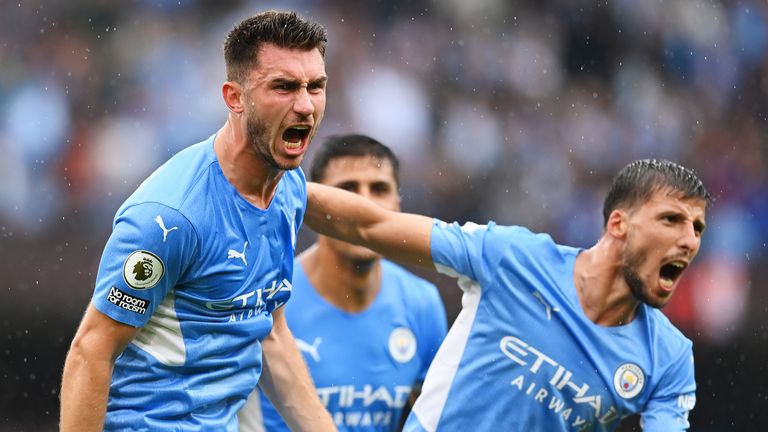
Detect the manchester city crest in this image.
<box><xmin>613</xmin><ymin>363</ymin><xmax>645</xmax><ymax>399</ymax></box>
<box><xmin>388</xmin><ymin>327</ymin><xmax>417</xmax><ymax>363</ymax></box>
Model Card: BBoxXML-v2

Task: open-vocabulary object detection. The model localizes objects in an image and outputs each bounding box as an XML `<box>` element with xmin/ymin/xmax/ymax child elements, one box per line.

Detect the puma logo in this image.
<box><xmin>296</xmin><ymin>337</ymin><xmax>322</xmax><ymax>362</ymax></box>
<box><xmin>227</xmin><ymin>241</ymin><xmax>248</xmax><ymax>266</ymax></box>
<box><xmin>153</xmin><ymin>215</ymin><xmax>178</xmax><ymax>242</ymax></box>
<box><xmin>532</xmin><ymin>291</ymin><xmax>560</xmax><ymax>321</ymax></box>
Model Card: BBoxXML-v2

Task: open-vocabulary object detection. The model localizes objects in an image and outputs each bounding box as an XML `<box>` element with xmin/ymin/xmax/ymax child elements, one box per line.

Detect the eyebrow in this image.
<box><xmin>271</xmin><ymin>76</ymin><xmax>328</xmax><ymax>86</ymax></box>
<box><xmin>309</xmin><ymin>76</ymin><xmax>328</xmax><ymax>86</ymax></box>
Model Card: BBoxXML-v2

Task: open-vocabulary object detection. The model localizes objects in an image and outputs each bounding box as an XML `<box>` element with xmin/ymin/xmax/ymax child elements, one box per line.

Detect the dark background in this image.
<box><xmin>2</xmin><ymin>0</ymin><xmax>767</xmax><ymax>430</ymax></box>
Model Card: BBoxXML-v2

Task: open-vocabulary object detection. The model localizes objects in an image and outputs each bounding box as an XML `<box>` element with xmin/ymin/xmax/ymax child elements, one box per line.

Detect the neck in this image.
<box><xmin>300</xmin><ymin>245</ymin><xmax>382</xmax><ymax>313</ymax></box>
<box><xmin>214</xmin><ymin>118</ymin><xmax>283</xmax><ymax>209</ymax></box>
<box><xmin>573</xmin><ymin>237</ymin><xmax>641</xmax><ymax>326</ymax></box>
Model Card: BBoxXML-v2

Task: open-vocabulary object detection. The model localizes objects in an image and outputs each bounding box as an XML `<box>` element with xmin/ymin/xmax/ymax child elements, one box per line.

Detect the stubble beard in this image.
<box><xmin>245</xmin><ymin>109</ymin><xmax>296</xmax><ymax>171</ymax></box>
<box><xmin>621</xmin><ymin>244</ymin><xmax>665</xmax><ymax>309</ymax></box>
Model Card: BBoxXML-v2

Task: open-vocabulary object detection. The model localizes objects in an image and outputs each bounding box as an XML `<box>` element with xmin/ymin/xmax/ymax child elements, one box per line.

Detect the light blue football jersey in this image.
<box><xmin>250</xmin><ymin>260</ymin><xmax>447</xmax><ymax>431</ymax></box>
<box><xmin>405</xmin><ymin>221</ymin><xmax>696</xmax><ymax>432</ymax></box>
<box><xmin>90</xmin><ymin>134</ymin><xmax>304</xmax><ymax>431</ymax></box>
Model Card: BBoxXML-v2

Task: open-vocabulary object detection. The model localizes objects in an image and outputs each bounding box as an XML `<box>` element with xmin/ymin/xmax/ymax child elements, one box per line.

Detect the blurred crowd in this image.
<box><xmin>1</xmin><ymin>0</ymin><xmax>767</xmax><ymax>429</ymax></box>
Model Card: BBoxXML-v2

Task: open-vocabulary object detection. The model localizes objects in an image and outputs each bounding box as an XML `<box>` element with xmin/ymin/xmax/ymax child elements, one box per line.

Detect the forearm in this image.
<box><xmin>306</xmin><ymin>182</ymin><xmax>434</xmax><ymax>267</ymax></box>
<box><xmin>305</xmin><ymin>182</ymin><xmax>384</xmax><ymax>244</ymax></box>
<box><xmin>260</xmin><ymin>319</ymin><xmax>335</xmax><ymax>431</ymax></box>
<box><xmin>60</xmin><ymin>344</ymin><xmax>113</xmax><ymax>431</ymax></box>
<box><xmin>60</xmin><ymin>304</ymin><xmax>137</xmax><ymax>431</ymax></box>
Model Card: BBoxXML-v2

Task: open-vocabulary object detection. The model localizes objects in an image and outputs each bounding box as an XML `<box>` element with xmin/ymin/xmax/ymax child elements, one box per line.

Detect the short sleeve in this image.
<box><xmin>430</xmin><ymin>220</ymin><xmax>536</xmax><ymax>294</ymax></box>
<box><xmin>92</xmin><ymin>202</ymin><xmax>198</xmax><ymax>327</ymax></box>
<box><xmin>641</xmin><ymin>349</ymin><xmax>696</xmax><ymax>431</ymax></box>
<box><xmin>430</xmin><ymin>220</ymin><xmax>494</xmax><ymax>289</ymax></box>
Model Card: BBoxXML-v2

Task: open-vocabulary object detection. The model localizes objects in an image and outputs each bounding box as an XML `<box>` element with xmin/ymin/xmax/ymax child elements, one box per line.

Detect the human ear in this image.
<box><xmin>606</xmin><ymin>209</ymin><xmax>628</xmax><ymax>239</ymax></box>
<box><xmin>222</xmin><ymin>81</ymin><xmax>245</xmax><ymax>114</ymax></box>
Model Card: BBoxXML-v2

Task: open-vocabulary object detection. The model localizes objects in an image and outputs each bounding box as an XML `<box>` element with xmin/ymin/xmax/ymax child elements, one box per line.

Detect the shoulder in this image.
<box><xmin>276</xmin><ymin>168</ymin><xmax>307</xmax><ymax>215</ymax></box>
<box><xmin>434</xmin><ymin>220</ymin><xmax>560</xmax><ymax>253</ymax></box>
<box><xmin>643</xmin><ymin>307</ymin><xmax>693</xmax><ymax>360</ymax></box>
<box><xmin>113</xmin><ymin>202</ymin><xmax>199</xmax><ymax>248</ymax></box>
<box><xmin>120</xmin><ymin>137</ymin><xmax>217</xmax><ymax>213</ymax></box>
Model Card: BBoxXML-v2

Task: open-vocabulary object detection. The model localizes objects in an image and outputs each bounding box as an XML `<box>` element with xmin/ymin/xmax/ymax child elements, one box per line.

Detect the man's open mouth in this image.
<box><xmin>659</xmin><ymin>261</ymin><xmax>686</xmax><ymax>289</ymax></box>
<box><xmin>282</xmin><ymin>125</ymin><xmax>310</xmax><ymax>148</ymax></box>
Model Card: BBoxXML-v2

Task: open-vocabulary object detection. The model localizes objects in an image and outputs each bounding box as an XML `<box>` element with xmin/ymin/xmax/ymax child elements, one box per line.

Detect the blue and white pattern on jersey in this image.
<box><xmin>249</xmin><ymin>260</ymin><xmax>446</xmax><ymax>432</ymax></box>
<box><xmin>404</xmin><ymin>220</ymin><xmax>696</xmax><ymax>432</ymax></box>
<box><xmin>91</xmin><ymin>134</ymin><xmax>305</xmax><ymax>431</ymax></box>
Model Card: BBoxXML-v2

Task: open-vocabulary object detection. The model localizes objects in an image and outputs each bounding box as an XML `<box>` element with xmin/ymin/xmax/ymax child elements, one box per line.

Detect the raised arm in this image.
<box><xmin>305</xmin><ymin>182</ymin><xmax>434</xmax><ymax>268</ymax></box>
<box><xmin>60</xmin><ymin>303</ymin><xmax>139</xmax><ymax>431</ymax></box>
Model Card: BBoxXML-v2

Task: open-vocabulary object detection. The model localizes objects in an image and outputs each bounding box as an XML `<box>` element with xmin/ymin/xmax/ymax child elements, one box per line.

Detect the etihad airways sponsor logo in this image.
<box><xmin>499</xmin><ymin>335</ymin><xmax>620</xmax><ymax>428</ymax></box>
<box><xmin>317</xmin><ymin>385</ymin><xmax>412</xmax><ymax>409</ymax></box>
<box><xmin>204</xmin><ymin>278</ymin><xmax>292</xmax><ymax>321</ymax></box>
<box><xmin>330</xmin><ymin>410</ymin><xmax>393</xmax><ymax>428</ymax></box>
<box><xmin>316</xmin><ymin>386</ymin><xmax>412</xmax><ymax>428</ymax></box>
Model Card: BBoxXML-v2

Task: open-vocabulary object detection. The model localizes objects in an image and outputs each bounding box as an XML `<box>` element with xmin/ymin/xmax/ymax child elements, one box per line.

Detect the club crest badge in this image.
<box><xmin>613</xmin><ymin>363</ymin><xmax>645</xmax><ymax>399</ymax></box>
<box><xmin>123</xmin><ymin>250</ymin><xmax>164</xmax><ymax>290</ymax></box>
<box><xmin>388</xmin><ymin>327</ymin><xmax>417</xmax><ymax>363</ymax></box>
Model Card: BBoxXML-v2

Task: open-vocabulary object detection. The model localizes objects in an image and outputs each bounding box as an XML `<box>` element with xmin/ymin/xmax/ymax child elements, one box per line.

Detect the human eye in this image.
<box><xmin>308</xmin><ymin>78</ymin><xmax>327</xmax><ymax>93</ymax></box>
<box><xmin>273</xmin><ymin>80</ymin><xmax>297</xmax><ymax>92</ymax></box>
<box><xmin>371</xmin><ymin>182</ymin><xmax>392</xmax><ymax>196</ymax></box>
<box><xmin>661</xmin><ymin>214</ymin><xmax>680</xmax><ymax>224</ymax></box>
<box><xmin>336</xmin><ymin>181</ymin><xmax>358</xmax><ymax>193</ymax></box>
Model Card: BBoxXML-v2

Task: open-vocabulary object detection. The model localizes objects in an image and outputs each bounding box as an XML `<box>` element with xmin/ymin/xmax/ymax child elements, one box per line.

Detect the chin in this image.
<box><xmin>272</xmin><ymin>156</ymin><xmax>304</xmax><ymax>171</ymax></box>
<box><xmin>346</xmin><ymin>251</ymin><xmax>380</xmax><ymax>264</ymax></box>
<box><xmin>341</xmin><ymin>247</ymin><xmax>381</xmax><ymax>265</ymax></box>
<box><xmin>641</xmin><ymin>291</ymin><xmax>671</xmax><ymax>309</ymax></box>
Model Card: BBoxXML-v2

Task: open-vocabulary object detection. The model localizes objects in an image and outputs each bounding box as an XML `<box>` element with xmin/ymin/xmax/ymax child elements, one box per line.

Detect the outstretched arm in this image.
<box><xmin>259</xmin><ymin>307</ymin><xmax>335</xmax><ymax>431</ymax></box>
<box><xmin>60</xmin><ymin>303</ymin><xmax>139</xmax><ymax>431</ymax></box>
<box><xmin>305</xmin><ymin>182</ymin><xmax>434</xmax><ymax>268</ymax></box>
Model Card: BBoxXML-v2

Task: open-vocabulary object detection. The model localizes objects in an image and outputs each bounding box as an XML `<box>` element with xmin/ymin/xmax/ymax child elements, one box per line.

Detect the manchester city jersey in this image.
<box><xmin>405</xmin><ymin>221</ymin><xmax>696</xmax><ymax>432</ymax></box>
<box><xmin>244</xmin><ymin>260</ymin><xmax>446</xmax><ymax>431</ymax></box>
<box><xmin>90</xmin><ymin>134</ymin><xmax>304</xmax><ymax>431</ymax></box>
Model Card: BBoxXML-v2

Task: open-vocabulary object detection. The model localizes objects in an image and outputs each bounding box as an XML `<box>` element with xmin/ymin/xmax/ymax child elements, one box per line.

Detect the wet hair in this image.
<box><xmin>310</xmin><ymin>134</ymin><xmax>401</xmax><ymax>186</ymax></box>
<box><xmin>602</xmin><ymin>159</ymin><xmax>713</xmax><ymax>226</ymax></box>
<box><xmin>224</xmin><ymin>11</ymin><xmax>327</xmax><ymax>83</ymax></box>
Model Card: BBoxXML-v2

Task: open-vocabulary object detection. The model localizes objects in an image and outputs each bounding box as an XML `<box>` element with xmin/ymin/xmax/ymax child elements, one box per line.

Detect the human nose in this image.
<box><xmin>679</xmin><ymin>223</ymin><xmax>700</xmax><ymax>254</ymax></box>
<box><xmin>356</xmin><ymin>186</ymin><xmax>372</xmax><ymax>200</ymax></box>
<box><xmin>293</xmin><ymin>88</ymin><xmax>315</xmax><ymax>117</ymax></box>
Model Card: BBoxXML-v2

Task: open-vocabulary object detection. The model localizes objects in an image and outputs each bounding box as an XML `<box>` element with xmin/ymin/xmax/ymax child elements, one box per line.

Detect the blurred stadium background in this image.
<box><xmin>1</xmin><ymin>0</ymin><xmax>766</xmax><ymax>430</ymax></box>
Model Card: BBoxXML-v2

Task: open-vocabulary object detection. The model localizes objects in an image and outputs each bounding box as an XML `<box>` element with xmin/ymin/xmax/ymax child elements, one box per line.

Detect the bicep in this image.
<box><xmin>70</xmin><ymin>303</ymin><xmax>140</xmax><ymax>361</ymax></box>
<box><xmin>265</xmin><ymin>307</ymin><xmax>289</xmax><ymax>341</ymax></box>
<box><xmin>261</xmin><ymin>308</ymin><xmax>295</xmax><ymax>365</ymax></box>
<box><xmin>364</xmin><ymin>212</ymin><xmax>434</xmax><ymax>268</ymax></box>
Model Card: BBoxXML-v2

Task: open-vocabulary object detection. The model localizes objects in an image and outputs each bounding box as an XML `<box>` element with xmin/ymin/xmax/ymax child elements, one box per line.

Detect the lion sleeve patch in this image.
<box><xmin>123</xmin><ymin>250</ymin><xmax>165</xmax><ymax>290</ymax></box>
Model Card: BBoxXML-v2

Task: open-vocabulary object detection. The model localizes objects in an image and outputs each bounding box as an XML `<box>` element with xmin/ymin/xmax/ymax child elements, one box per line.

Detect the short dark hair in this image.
<box><xmin>224</xmin><ymin>11</ymin><xmax>327</xmax><ymax>83</ymax></box>
<box><xmin>602</xmin><ymin>159</ymin><xmax>713</xmax><ymax>226</ymax></box>
<box><xmin>310</xmin><ymin>134</ymin><xmax>401</xmax><ymax>186</ymax></box>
